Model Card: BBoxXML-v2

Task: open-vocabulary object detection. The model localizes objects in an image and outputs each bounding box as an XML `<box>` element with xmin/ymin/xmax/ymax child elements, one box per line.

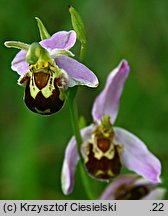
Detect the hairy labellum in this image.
<box><xmin>115</xmin><ymin>184</ymin><xmax>150</xmax><ymax>200</ymax></box>
<box><xmin>19</xmin><ymin>71</ymin><xmax>65</xmax><ymax>115</ymax></box>
<box><xmin>84</xmin><ymin>136</ymin><xmax>122</xmax><ymax>180</ymax></box>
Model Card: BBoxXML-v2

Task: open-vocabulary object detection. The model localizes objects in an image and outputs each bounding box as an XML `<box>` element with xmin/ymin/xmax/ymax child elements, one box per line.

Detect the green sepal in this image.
<box><xmin>4</xmin><ymin>41</ymin><xmax>29</xmax><ymax>50</ymax></box>
<box><xmin>69</xmin><ymin>6</ymin><xmax>87</xmax><ymax>44</ymax></box>
<box><xmin>26</xmin><ymin>42</ymin><xmax>51</xmax><ymax>65</ymax></box>
<box><xmin>35</xmin><ymin>17</ymin><xmax>50</xmax><ymax>40</ymax></box>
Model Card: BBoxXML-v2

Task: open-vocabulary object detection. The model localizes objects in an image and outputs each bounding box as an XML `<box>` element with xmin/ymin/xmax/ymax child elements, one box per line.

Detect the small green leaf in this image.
<box><xmin>35</xmin><ymin>17</ymin><xmax>50</xmax><ymax>40</ymax></box>
<box><xmin>69</xmin><ymin>6</ymin><xmax>87</xmax><ymax>44</ymax></box>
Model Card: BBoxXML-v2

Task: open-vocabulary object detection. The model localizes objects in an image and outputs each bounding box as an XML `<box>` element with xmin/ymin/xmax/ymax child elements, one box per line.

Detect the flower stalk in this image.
<box><xmin>67</xmin><ymin>87</ymin><xmax>82</xmax><ymax>157</ymax></box>
<box><xmin>67</xmin><ymin>92</ymin><xmax>96</xmax><ymax>199</ymax></box>
<box><xmin>68</xmin><ymin>5</ymin><xmax>87</xmax><ymax>154</ymax></box>
<box><xmin>65</xmin><ymin>7</ymin><xmax>97</xmax><ymax>198</ymax></box>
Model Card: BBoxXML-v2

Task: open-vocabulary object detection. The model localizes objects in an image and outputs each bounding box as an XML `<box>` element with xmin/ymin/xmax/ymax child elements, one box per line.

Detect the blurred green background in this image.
<box><xmin>0</xmin><ymin>0</ymin><xmax>168</xmax><ymax>199</ymax></box>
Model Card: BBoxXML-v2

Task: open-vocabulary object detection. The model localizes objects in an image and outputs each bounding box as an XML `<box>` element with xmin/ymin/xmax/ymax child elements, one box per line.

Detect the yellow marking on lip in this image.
<box><xmin>29</xmin><ymin>74</ymin><xmax>40</xmax><ymax>99</ymax></box>
<box><xmin>34</xmin><ymin>107</ymin><xmax>51</xmax><ymax>114</ymax></box>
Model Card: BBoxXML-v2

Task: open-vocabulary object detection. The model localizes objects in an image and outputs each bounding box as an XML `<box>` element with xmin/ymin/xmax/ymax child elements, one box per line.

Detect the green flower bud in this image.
<box><xmin>69</xmin><ymin>5</ymin><xmax>87</xmax><ymax>44</ymax></box>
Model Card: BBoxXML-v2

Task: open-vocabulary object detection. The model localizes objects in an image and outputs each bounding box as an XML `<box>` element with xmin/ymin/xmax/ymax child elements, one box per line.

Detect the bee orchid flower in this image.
<box><xmin>99</xmin><ymin>175</ymin><xmax>166</xmax><ymax>200</ymax></box>
<box><xmin>61</xmin><ymin>60</ymin><xmax>161</xmax><ymax>195</ymax></box>
<box><xmin>5</xmin><ymin>30</ymin><xmax>98</xmax><ymax>115</ymax></box>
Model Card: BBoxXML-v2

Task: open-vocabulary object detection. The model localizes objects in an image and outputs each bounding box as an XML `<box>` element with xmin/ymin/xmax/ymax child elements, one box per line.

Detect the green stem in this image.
<box><xmin>68</xmin><ymin>88</ymin><xmax>82</xmax><ymax>157</ymax></box>
<box><xmin>79</xmin><ymin>162</ymin><xmax>96</xmax><ymax>199</ymax></box>
<box><xmin>67</xmin><ymin>88</ymin><xmax>96</xmax><ymax>199</ymax></box>
<box><xmin>67</xmin><ymin>28</ymin><xmax>95</xmax><ymax>199</ymax></box>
